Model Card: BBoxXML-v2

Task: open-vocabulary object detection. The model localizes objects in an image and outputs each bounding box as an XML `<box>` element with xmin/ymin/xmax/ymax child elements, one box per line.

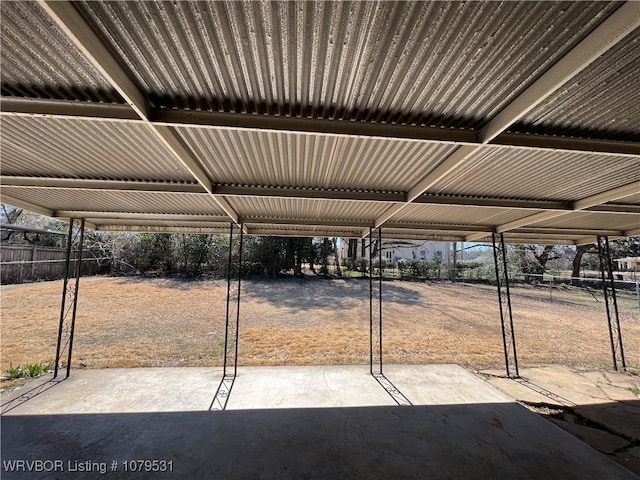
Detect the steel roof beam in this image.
<box><xmin>240</xmin><ymin>218</ymin><xmax>372</xmax><ymax>228</ymax></box>
<box><xmin>89</xmin><ymin>219</ymin><xmax>228</xmax><ymax>228</ymax></box>
<box><xmin>96</xmin><ymin>225</ymin><xmax>230</xmax><ymax>234</ymax></box>
<box><xmin>493</xmin><ymin>132</ymin><xmax>640</xmax><ymax>157</ymax></box>
<box><xmin>215</xmin><ymin>185</ymin><xmax>404</xmax><ymax>203</ymax></box>
<box><xmin>0</xmin><ymin>97</ymin><xmax>142</xmax><ymax>122</ymax></box>
<box><xmin>50</xmin><ymin>208</ymin><xmax>628</xmax><ymax>239</ymax></box>
<box><xmin>575</xmin><ymin>236</ymin><xmax>626</xmax><ymax>246</ymax></box>
<box><xmin>465</xmin><ymin>181</ymin><xmax>640</xmax><ymax>241</ymax></box>
<box><xmin>4</xmin><ymin>176</ymin><xmax>638</xmax><ymax>216</ymax></box>
<box><xmin>0</xmin><ymin>176</ymin><xmax>206</xmax><ymax>193</ymax></box>
<box><xmin>383</xmin><ymin>223</ymin><xmax>489</xmax><ymax>233</ymax></box>
<box><xmin>0</xmin><ymin>193</ymin><xmax>54</xmax><ymax>217</ymax></box>
<box><xmin>511</xmin><ymin>227</ymin><xmax>624</xmax><ymax>237</ymax></box>
<box><xmin>245</xmin><ymin>228</ymin><xmax>365</xmax><ymax>238</ymax></box>
<box><xmin>39</xmin><ymin>0</ymin><xmax>241</xmax><ymax>226</ymax></box>
<box><xmin>54</xmin><ymin>211</ymin><xmax>229</xmax><ymax>222</ymax></box>
<box><xmin>4</xmin><ymin>97</ymin><xmax>639</xmax><ymax>158</ymax></box>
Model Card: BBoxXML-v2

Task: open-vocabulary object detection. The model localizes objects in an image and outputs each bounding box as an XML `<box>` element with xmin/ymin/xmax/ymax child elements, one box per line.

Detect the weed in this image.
<box><xmin>5</xmin><ymin>362</ymin><xmax>53</xmax><ymax>379</ymax></box>
<box><xmin>6</xmin><ymin>364</ymin><xmax>23</xmax><ymax>379</ymax></box>
<box><xmin>628</xmin><ymin>386</ymin><xmax>640</xmax><ymax>396</ymax></box>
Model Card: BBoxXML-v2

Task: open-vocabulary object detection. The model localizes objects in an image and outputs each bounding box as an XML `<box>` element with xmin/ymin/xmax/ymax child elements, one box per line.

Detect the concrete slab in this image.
<box><xmin>381</xmin><ymin>364</ymin><xmax>514</xmax><ymax>405</ymax></box>
<box><xmin>520</xmin><ymin>365</ymin><xmax>611</xmax><ymax>405</ymax></box>
<box><xmin>481</xmin><ymin>375</ymin><xmax>568</xmax><ymax>407</ymax></box>
<box><xmin>575</xmin><ymin>402</ymin><xmax>640</xmax><ymax>441</ymax></box>
<box><xmin>619</xmin><ymin>447</ymin><xmax>640</xmax><ymax>475</ymax></box>
<box><xmin>2</xmin><ymin>368</ymin><xmax>223</xmax><ymax>414</ymax></box>
<box><xmin>548</xmin><ymin>419</ymin><xmax>631</xmax><ymax>454</ymax></box>
<box><xmin>226</xmin><ymin>366</ymin><xmax>394</xmax><ymax>409</ymax></box>
<box><xmin>476</xmin><ymin>365</ymin><xmax>640</xmax><ymax>476</ymax></box>
<box><xmin>1</xmin><ymin>366</ymin><xmax>637</xmax><ymax>480</ymax></box>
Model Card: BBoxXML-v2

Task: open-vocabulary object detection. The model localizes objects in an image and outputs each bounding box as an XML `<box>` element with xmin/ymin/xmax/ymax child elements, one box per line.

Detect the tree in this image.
<box><xmin>319</xmin><ymin>238</ymin><xmax>331</xmax><ymax>275</ymax></box>
<box><xmin>571</xmin><ymin>244</ymin><xmax>596</xmax><ymax>284</ymax></box>
<box><xmin>513</xmin><ymin>245</ymin><xmax>566</xmax><ymax>281</ymax></box>
<box><xmin>610</xmin><ymin>237</ymin><xmax>640</xmax><ymax>259</ymax></box>
<box><xmin>1</xmin><ymin>204</ymin><xmax>22</xmax><ymax>225</ymax></box>
<box><xmin>569</xmin><ymin>237</ymin><xmax>639</xmax><ymax>285</ymax></box>
<box><xmin>347</xmin><ymin>239</ymin><xmax>358</xmax><ymax>270</ymax></box>
<box><xmin>332</xmin><ymin>238</ymin><xmax>342</xmax><ymax>277</ymax></box>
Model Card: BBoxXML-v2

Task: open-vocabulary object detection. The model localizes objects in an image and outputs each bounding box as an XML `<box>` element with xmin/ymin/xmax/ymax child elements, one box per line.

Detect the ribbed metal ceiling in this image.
<box><xmin>1</xmin><ymin>187</ymin><xmax>226</xmax><ymax>215</ymax></box>
<box><xmin>245</xmin><ymin>223</ymin><xmax>365</xmax><ymax>237</ymax></box>
<box><xmin>389</xmin><ymin>204</ymin><xmax>541</xmax><ymax>226</ymax></box>
<box><xmin>77</xmin><ymin>0</ymin><xmax>619</xmax><ymax>126</ymax></box>
<box><xmin>377</xmin><ymin>228</ymin><xmax>476</xmax><ymax>241</ymax></box>
<box><xmin>1</xmin><ymin>116</ymin><xmax>195</xmax><ymax>182</ymax></box>
<box><xmin>90</xmin><ymin>219</ymin><xmax>231</xmax><ymax>229</ymax></box>
<box><xmin>430</xmin><ymin>147</ymin><xmax>640</xmax><ymax>202</ymax></box>
<box><xmin>617</xmin><ymin>194</ymin><xmax>640</xmax><ymax>205</ymax></box>
<box><xmin>0</xmin><ymin>1</ymin><xmax>122</xmax><ymax>102</ymax></box>
<box><xmin>514</xmin><ymin>28</ymin><xmax>640</xmax><ymax>141</ymax></box>
<box><xmin>0</xmin><ymin>0</ymin><xmax>638</xmax><ymax>242</ymax></box>
<box><xmin>227</xmin><ymin>197</ymin><xmax>393</xmax><ymax>222</ymax></box>
<box><xmin>177</xmin><ymin>127</ymin><xmax>457</xmax><ymax>191</ymax></box>
<box><xmin>531</xmin><ymin>212</ymin><xmax>640</xmax><ymax>231</ymax></box>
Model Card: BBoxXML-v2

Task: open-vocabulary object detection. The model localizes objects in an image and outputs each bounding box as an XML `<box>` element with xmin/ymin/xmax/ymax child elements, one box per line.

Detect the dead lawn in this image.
<box><xmin>1</xmin><ymin>276</ymin><xmax>639</xmax><ymax>374</ymax></box>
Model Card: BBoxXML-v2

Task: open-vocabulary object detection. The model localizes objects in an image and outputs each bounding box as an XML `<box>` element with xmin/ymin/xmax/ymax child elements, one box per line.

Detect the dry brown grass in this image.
<box><xmin>1</xmin><ymin>276</ymin><xmax>639</xmax><ymax>374</ymax></box>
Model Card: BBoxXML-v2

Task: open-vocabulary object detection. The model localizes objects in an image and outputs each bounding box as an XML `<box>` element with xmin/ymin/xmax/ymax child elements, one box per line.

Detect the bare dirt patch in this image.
<box><xmin>1</xmin><ymin>276</ymin><xmax>639</xmax><ymax>373</ymax></box>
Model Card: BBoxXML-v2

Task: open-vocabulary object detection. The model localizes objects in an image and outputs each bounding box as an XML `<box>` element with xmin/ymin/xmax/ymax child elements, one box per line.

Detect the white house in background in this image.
<box><xmin>338</xmin><ymin>239</ymin><xmax>462</xmax><ymax>264</ymax></box>
<box><xmin>615</xmin><ymin>257</ymin><xmax>639</xmax><ymax>271</ymax></box>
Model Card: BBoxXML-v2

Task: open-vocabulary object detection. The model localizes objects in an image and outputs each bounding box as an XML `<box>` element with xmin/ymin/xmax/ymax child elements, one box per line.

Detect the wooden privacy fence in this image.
<box><xmin>0</xmin><ymin>245</ymin><xmax>101</xmax><ymax>284</ymax></box>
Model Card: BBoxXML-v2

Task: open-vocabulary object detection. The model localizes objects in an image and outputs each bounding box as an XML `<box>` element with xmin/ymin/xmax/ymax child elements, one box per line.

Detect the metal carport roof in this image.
<box><xmin>1</xmin><ymin>0</ymin><xmax>639</xmax><ymax>244</ymax></box>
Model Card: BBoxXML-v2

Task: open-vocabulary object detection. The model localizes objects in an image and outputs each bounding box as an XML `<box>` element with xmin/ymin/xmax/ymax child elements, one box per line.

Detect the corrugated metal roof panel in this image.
<box><xmin>391</xmin><ymin>204</ymin><xmax>542</xmax><ymax>226</ymax></box>
<box><xmin>382</xmin><ymin>227</ymin><xmax>479</xmax><ymax>238</ymax></box>
<box><xmin>0</xmin><ymin>116</ymin><xmax>195</xmax><ymax>182</ymax></box>
<box><xmin>90</xmin><ymin>219</ymin><xmax>231</xmax><ymax>229</ymax></box>
<box><xmin>77</xmin><ymin>1</ymin><xmax>620</xmax><ymax>127</ymax></box>
<box><xmin>246</xmin><ymin>223</ymin><xmax>365</xmax><ymax>237</ymax></box>
<box><xmin>0</xmin><ymin>1</ymin><xmax>122</xmax><ymax>103</ymax></box>
<box><xmin>177</xmin><ymin>127</ymin><xmax>456</xmax><ymax>191</ymax></box>
<box><xmin>531</xmin><ymin>212</ymin><xmax>640</xmax><ymax>231</ymax></box>
<box><xmin>514</xmin><ymin>28</ymin><xmax>640</xmax><ymax>141</ymax></box>
<box><xmin>616</xmin><ymin>194</ymin><xmax>640</xmax><ymax>205</ymax></box>
<box><xmin>430</xmin><ymin>146</ymin><xmax>640</xmax><ymax>201</ymax></box>
<box><xmin>1</xmin><ymin>187</ymin><xmax>225</xmax><ymax>215</ymax></box>
<box><xmin>227</xmin><ymin>196</ymin><xmax>392</xmax><ymax>221</ymax></box>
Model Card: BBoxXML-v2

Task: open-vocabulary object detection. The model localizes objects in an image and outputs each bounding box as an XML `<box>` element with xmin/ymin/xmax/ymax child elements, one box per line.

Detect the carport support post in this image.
<box><xmin>223</xmin><ymin>223</ymin><xmax>244</xmax><ymax>378</ymax></box>
<box><xmin>234</xmin><ymin>225</ymin><xmax>244</xmax><ymax>377</ymax></box>
<box><xmin>54</xmin><ymin>218</ymin><xmax>85</xmax><ymax>379</ymax></box>
<box><xmin>596</xmin><ymin>235</ymin><xmax>626</xmax><ymax>371</ymax></box>
<box><xmin>223</xmin><ymin>222</ymin><xmax>234</xmax><ymax>377</ymax></box>
<box><xmin>491</xmin><ymin>232</ymin><xmax>519</xmax><ymax>378</ymax></box>
<box><xmin>378</xmin><ymin>227</ymin><xmax>383</xmax><ymax>375</ymax></box>
<box><xmin>211</xmin><ymin>223</ymin><xmax>243</xmax><ymax>410</ymax></box>
<box><xmin>369</xmin><ymin>228</ymin><xmax>383</xmax><ymax>376</ymax></box>
<box><xmin>369</xmin><ymin>228</ymin><xmax>373</xmax><ymax>375</ymax></box>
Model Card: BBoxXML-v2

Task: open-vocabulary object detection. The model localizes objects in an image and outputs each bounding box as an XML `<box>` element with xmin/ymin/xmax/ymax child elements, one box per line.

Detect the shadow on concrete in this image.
<box><xmin>2</xmin><ymin>402</ymin><xmax>637</xmax><ymax>480</ymax></box>
<box><xmin>514</xmin><ymin>377</ymin><xmax>577</xmax><ymax>407</ymax></box>
<box><xmin>0</xmin><ymin>375</ymin><xmax>65</xmax><ymax>415</ymax></box>
<box><xmin>209</xmin><ymin>376</ymin><xmax>236</xmax><ymax>411</ymax></box>
<box><xmin>371</xmin><ymin>373</ymin><xmax>413</xmax><ymax>406</ymax></box>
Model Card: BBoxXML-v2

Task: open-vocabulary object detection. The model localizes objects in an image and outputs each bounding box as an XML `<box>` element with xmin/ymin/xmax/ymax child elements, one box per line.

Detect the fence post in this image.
<box><xmin>31</xmin><ymin>246</ymin><xmax>37</xmax><ymax>279</ymax></box>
